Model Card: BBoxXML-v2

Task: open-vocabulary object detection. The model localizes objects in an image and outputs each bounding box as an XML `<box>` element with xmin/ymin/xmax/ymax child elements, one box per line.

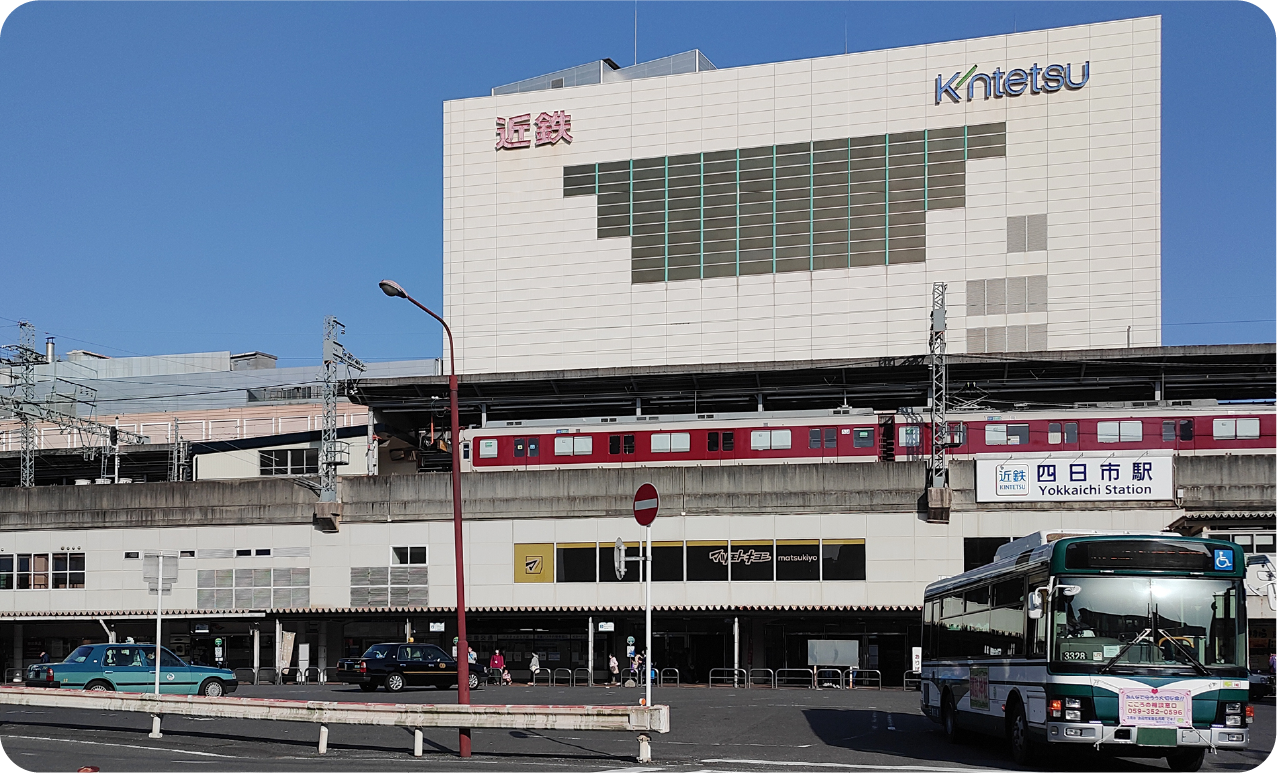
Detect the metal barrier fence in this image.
<box><xmin>324</xmin><ymin>667</ymin><xmax>343</xmax><ymax>685</ymax></box>
<box><xmin>748</xmin><ymin>668</ymin><xmax>775</xmax><ymax>688</ymax></box>
<box><xmin>707</xmin><ymin>668</ymin><xmax>746</xmax><ymax>688</ymax></box>
<box><xmin>277</xmin><ymin>667</ymin><xmax>301</xmax><ymax>685</ymax></box>
<box><xmin>552</xmin><ymin>668</ymin><xmax>573</xmax><ymax>687</ymax></box>
<box><xmin>903</xmin><ymin>671</ymin><xmax>921</xmax><ymax>690</ymax></box>
<box><xmin>845</xmin><ymin>669</ymin><xmax>882</xmax><ymax>690</ymax></box>
<box><xmin>775</xmin><ymin>668</ymin><xmax>815</xmax><ymax>689</ymax></box>
<box><xmin>531</xmin><ymin>669</ymin><xmax>551</xmax><ymax>686</ymax></box>
<box><xmin>255</xmin><ymin>667</ymin><xmax>277</xmax><ymax>685</ymax></box>
<box><xmin>4</xmin><ymin>669</ymin><xmax>22</xmax><ymax>684</ymax></box>
<box><xmin>233</xmin><ymin>668</ymin><xmax>256</xmax><ymax>685</ymax></box>
<box><xmin>572</xmin><ymin>668</ymin><xmax>591</xmax><ymax>687</ymax></box>
<box><xmin>815</xmin><ymin>667</ymin><xmax>844</xmax><ymax>689</ymax></box>
<box><xmin>659</xmin><ymin>668</ymin><xmax>679</xmax><ymax>687</ymax></box>
<box><xmin>0</xmin><ymin>685</ymin><xmax>670</xmax><ymax>760</ymax></box>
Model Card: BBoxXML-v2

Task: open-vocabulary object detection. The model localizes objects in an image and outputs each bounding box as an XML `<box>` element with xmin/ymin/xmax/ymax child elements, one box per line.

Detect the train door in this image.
<box><xmin>879</xmin><ymin>415</ymin><xmax>896</xmax><ymax>461</ymax></box>
<box><xmin>807</xmin><ymin>427</ymin><xmax>838</xmax><ymax>460</ymax></box>
<box><xmin>1047</xmin><ymin>420</ymin><xmax>1080</xmax><ymax>451</ymax></box>
<box><xmin>512</xmin><ymin>437</ymin><xmax>530</xmax><ymax>469</ymax></box>
<box><xmin>1161</xmin><ymin>418</ymin><xmax>1195</xmax><ymax>451</ymax></box>
<box><xmin>705</xmin><ymin>430</ymin><xmax>736</xmax><ymax>465</ymax></box>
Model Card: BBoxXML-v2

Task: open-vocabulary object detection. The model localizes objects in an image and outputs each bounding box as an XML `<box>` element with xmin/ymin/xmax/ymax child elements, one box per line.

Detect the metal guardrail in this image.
<box><xmin>255</xmin><ymin>667</ymin><xmax>277</xmax><ymax>685</ymax></box>
<box><xmin>815</xmin><ymin>667</ymin><xmax>844</xmax><ymax>689</ymax></box>
<box><xmin>233</xmin><ymin>668</ymin><xmax>256</xmax><ymax>685</ymax></box>
<box><xmin>903</xmin><ymin>670</ymin><xmax>921</xmax><ymax>690</ymax></box>
<box><xmin>552</xmin><ymin>668</ymin><xmax>573</xmax><ymax>687</ymax></box>
<box><xmin>5</xmin><ymin>669</ymin><xmax>23</xmax><ymax>684</ymax></box>
<box><xmin>277</xmin><ymin>667</ymin><xmax>301</xmax><ymax>685</ymax></box>
<box><xmin>572</xmin><ymin>668</ymin><xmax>591</xmax><ymax>687</ymax></box>
<box><xmin>0</xmin><ymin>686</ymin><xmax>669</xmax><ymax>759</ymax></box>
<box><xmin>301</xmin><ymin>667</ymin><xmax>322</xmax><ymax>684</ymax></box>
<box><xmin>708</xmin><ymin>668</ymin><xmax>746</xmax><ymax>688</ymax></box>
<box><xmin>775</xmin><ymin>668</ymin><xmax>815</xmax><ymax>689</ymax></box>
<box><xmin>323</xmin><ymin>667</ymin><xmax>342</xmax><ymax>684</ymax></box>
<box><xmin>659</xmin><ymin>668</ymin><xmax>678</xmax><ymax>687</ymax></box>
<box><xmin>845</xmin><ymin>669</ymin><xmax>882</xmax><ymax>690</ymax></box>
<box><xmin>748</xmin><ymin>668</ymin><xmax>775</xmax><ymax>688</ymax></box>
<box><xmin>531</xmin><ymin>669</ymin><xmax>551</xmax><ymax>686</ymax></box>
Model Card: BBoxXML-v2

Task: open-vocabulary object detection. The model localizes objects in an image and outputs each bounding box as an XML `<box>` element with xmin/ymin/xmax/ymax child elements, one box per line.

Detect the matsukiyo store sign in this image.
<box><xmin>975</xmin><ymin>453</ymin><xmax>1174</xmax><ymax>503</ymax></box>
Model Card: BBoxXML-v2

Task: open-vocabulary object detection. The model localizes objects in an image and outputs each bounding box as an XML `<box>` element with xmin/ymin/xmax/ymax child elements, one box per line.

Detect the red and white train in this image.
<box><xmin>458</xmin><ymin>400</ymin><xmax>1275</xmax><ymax>472</ymax></box>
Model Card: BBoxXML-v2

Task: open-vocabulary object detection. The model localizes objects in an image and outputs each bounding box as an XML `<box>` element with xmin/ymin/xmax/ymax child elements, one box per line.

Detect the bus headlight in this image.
<box><xmin>1224</xmin><ymin>702</ymin><xmax>1241</xmax><ymax>714</ymax></box>
<box><xmin>1065</xmin><ymin>698</ymin><xmax>1082</xmax><ymax>709</ymax></box>
<box><xmin>1065</xmin><ymin>710</ymin><xmax>1082</xmax><ymax>722</ymax></box>
<box><xmin>1225</xmin><ymin>715</ymin><xmax>1242</xmax><ymax>727</ymax></box>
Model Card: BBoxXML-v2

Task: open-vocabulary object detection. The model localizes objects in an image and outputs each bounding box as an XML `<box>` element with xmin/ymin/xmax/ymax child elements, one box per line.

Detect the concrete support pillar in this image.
<box><xmin>317</xmin><ymin>622</ymin><xmax>328</xmax><ymax>683</ymax></box>
<box><xmin>12</xmin><ymin>624</ymin><xmax>22</xmax><ymax>674</ymax></box>
<box><xmin>480</xmin><ymin>404</ymin><xmax>488</xmax><ymax>428</ymax></box>
<box><xmin>252</xmin><ymin>626</ymin><xmax>261</xmax><ymax>680</ymax></box>
<box><xmin>733</xmin><ymin>617</ymin><xmax>740</xmax><ymax>688</ymax></box>
<box><xmin>405</xmin><ymin>619</ymin><xmax>413</xmax><ymax>643</ymax></box>
<box><xmin>274</xmin><ymin>618</ymin><xmax>283</xmax><ymax>683</ymax></box>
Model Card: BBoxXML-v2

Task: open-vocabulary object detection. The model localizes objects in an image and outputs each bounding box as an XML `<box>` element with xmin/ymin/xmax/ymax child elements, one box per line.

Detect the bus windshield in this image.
<box><xmin>1051</xmin><ymin>576</ymin><xmax>1242</xmax><ymax>672</ymax></box>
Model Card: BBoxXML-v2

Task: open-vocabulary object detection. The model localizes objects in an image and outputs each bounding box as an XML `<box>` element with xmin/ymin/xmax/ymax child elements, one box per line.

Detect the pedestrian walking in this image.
<box><xmin>528</xmin><ymin>652</ymin><xmax>541</xmax><ymax>685</ymax></box>
<box><xmin>608</xmin><ymin>654</ymin><xmax>620</xmax><ymax>685</ymax></box>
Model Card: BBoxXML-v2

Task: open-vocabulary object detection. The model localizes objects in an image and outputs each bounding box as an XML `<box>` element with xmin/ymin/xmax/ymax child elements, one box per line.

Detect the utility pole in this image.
<box><xmin>3</xmin><ymin>322</ymin><xmax>42</xmax><ymax>488</ymax></box>
<box><xmin>316</xmin><ymin>317</ymin><xmax>365</xmax><ymax>531</ymax></box>
<box><xmin>926</xmin><ymin>283</ymin><xmax>952</xmax><ymax>523</ymax></box>
<box><xmin>168</xmin><ymin>417</ymin><xmax>190</xmax><ymax>482</ymax></box>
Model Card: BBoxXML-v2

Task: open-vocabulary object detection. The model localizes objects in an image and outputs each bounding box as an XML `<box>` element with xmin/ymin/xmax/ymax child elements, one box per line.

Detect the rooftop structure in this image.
<box><xmin>491</xmin><ymin>50</ymin><xmax>715</xmax><ymax>96</ymax></box>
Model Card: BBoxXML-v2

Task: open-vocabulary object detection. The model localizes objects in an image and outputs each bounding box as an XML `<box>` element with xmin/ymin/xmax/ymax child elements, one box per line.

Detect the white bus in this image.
<box><xmin>921</xmin><ymin>531</ymin><xmax>1252</xmax><ymax>771</ymax></box>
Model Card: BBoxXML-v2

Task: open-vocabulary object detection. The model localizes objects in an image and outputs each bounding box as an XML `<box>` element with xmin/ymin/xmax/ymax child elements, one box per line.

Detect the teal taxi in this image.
<box><xmin>24</xmin><ymin>643</ymin><xmax>237</xmax><ymax>697</ymax></box>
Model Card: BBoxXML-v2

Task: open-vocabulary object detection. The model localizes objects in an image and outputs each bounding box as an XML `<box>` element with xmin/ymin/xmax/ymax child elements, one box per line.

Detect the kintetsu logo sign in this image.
<box><xmin>935</xmin><ymin>62</ymin><xmax>1090</xmax><ymax>104</ymax></box>
<box><xmin>495</xmin><ymin>111</ymin><xmax>573</xmax><ymax>150</ymax></box>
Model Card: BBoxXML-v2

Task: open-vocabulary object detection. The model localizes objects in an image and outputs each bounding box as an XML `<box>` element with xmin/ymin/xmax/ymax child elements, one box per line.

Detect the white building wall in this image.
<box><xmin>0</xmin><ymin>509</ymin><xmax>1180</xmax><ymax>615</ymax></box>
<box><xmin>443</xmin><ymin>17</ymin><xmax>1161</xmax><ymax>374</ymax></box>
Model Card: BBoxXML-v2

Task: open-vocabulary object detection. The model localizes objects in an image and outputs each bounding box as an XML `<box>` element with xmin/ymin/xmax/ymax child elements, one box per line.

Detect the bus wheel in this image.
<box><xmin>941</xmin><ymin>692</ymin><xmax>961</xmax><ymax>743</ymax></box>
<box><xmin>1009</xmin><ymin>703</ymin><xmax>1035</xmax><ymax>765</ymax></box>
<box><xmin>1166</xmin><ymin>749</ymin><xmax>1205</xmax><ymax>772</ymax></box>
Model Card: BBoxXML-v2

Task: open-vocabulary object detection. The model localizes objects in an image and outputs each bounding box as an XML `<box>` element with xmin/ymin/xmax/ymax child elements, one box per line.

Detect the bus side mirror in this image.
<box><xmin>1027</xmin><ymin>589</ymin><xmax>1044</xmax><ymax>620</ymax></box>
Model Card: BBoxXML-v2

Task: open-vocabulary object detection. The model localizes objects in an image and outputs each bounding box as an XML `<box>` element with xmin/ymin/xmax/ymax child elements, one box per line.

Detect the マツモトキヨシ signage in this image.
<box><xmin>496</xmin><ymin>111</ymin><xmax>572</xmax><ymax>150</ymax></box>
<box><xmin>935</xmin><ymin>62</ymin><xmax>1089</xmax><ymax>104</ymax></box>
<box><xmin>975</xmin><ymin>452</ymin><xmax>1173</xmax><ymax>502</ymax></box>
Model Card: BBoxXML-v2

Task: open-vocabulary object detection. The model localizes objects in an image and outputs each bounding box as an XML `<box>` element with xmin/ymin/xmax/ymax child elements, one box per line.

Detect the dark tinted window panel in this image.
<box><xmin>1063</xmin><ymin>540</ymin><xmax>1220</xmax><ymax>572</ymax></box>
<box><xmin>686</xmin><ymin>543</ymin><xmax>730</xmax><ymax>581</ymax></box>
<box><xmin>775</xmin><ymin>541</ymin><xmax>820</xmax><ymax>580</ymax></box>
<box><xmin>555</xmin><ymin>546</ymin><xmax>597</xmax><ymax>582</ymax></box>
<box><xmin>822</xmin><ymin>541</ymin><xmax>866</xmax><ymax>580</ymax></box>
<box><xmin>667</xmin><ymin>266</ymin><xmax>701</xmax><ymax>282</ymax></box>
<box><xmin>730</xmin><ymin>542</ymin><xmax>774</xmax><ymax>581</ymax></box>
<box><xmin>652</xmin><ymin>544</ymin><xmax>684</xmax><ymax>581</ymax></box>
<box><xmin>703</xmin><ymin>262</ymin><xmax>737</xmax><ymax>278</ymax></box>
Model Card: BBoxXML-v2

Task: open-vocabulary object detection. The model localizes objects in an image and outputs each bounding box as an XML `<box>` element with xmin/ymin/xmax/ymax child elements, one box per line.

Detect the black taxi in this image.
<box><xmin>337</xmin><ymin>642</ymin><xmax>482</xmax><ymax>692</ymax></box>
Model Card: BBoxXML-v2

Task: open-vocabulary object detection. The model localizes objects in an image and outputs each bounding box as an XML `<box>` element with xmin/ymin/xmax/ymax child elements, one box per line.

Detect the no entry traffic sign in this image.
<box><xmin>633</xmin><ymin>483</ymin><xmax>659</xmax><ymax>526</ymax></box>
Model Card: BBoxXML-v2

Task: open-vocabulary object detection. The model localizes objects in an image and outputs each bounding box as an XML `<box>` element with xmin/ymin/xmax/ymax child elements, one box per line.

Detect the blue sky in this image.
<box><xmin>0</xmin><ymin>1</ymin><xmax>1272</xmax><ymax>365</ymax></box>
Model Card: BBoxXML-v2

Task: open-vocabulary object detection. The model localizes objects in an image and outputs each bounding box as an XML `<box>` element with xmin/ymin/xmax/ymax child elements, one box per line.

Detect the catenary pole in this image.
<box><xmin>379</xmin><ymin>280</ymin><xmax>471</xmax><ymax>758</ymax></box>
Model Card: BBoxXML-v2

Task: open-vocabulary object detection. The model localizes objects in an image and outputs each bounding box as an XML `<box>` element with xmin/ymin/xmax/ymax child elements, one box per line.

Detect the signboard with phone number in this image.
<box><xmin>1118</xmin><ymin>688</ymin><xmax>1191</xmax><ymax>727</ymax></box>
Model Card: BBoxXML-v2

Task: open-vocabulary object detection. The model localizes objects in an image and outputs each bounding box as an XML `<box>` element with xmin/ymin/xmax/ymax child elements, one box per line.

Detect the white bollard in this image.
<box><xmin>318</xmin><ymin>725</ymin><xmax>328</xmax><ymax>754</ymax></box>
<box><xmin>413</xmin><ymin>728</ymin><xmax>423</xmax><ymax>757</ymax></box>
<box><xmin>637</xmin><ymin>733</ymin><xmax>651</xmax><ymax>763</ymax></box>
<box><xmin>149</xmin><ymin>714</ymin><xmax>162</xmax><ymax>739</ymax></box>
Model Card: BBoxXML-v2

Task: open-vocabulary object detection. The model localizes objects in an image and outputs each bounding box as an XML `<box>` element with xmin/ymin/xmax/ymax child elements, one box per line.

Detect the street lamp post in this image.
<box><xmin>379</xmin><ymin>279</ymin><xmax>472</xmax><ymax>758</ymax></box>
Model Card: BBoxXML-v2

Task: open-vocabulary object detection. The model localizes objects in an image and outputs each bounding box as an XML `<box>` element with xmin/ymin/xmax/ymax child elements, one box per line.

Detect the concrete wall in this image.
<box><xmin>0</xmin><ymin>454</ymin><xmax>1269</xmax><ymax>533</ymax></box>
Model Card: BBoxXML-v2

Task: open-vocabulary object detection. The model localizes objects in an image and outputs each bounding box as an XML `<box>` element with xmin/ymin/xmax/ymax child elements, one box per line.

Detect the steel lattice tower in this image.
<box><xmin>320</xmin><ymin>317</ymin><xmax>365</xmax><ymax>503</ymax></box>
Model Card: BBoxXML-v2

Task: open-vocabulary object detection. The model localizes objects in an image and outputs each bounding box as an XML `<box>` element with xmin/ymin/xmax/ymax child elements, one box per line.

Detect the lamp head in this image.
<box><xmin>378</xmin><ymin>279</ymin><xmax>407</xmax><ymax>298</ymax></box>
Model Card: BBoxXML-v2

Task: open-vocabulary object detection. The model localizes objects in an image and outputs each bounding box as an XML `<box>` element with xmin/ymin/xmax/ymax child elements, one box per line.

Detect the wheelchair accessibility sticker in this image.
<box><xmin>1214</xmin><ymin>549</ymin><xmax>1234</xmax><ymax>571</ymax></box>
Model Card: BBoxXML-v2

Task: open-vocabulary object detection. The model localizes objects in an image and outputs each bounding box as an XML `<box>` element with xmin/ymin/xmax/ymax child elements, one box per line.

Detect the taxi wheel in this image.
<box><xmin>358</xmin><ymin>682</ymin><xmax>378</xmax><ymax>692</ymax></box>
<box><xmin>385</xmin><ymin>672</ymin><xmax>406</xmax><ymax>693</ymax></box>
<box><xmin>85</xmin><ymin>680</ymin><xmax>113</xmax><ymax>692</ymax></box>
<box><xmin>468</xmin><ymin>673</ymin><xmax>481</xmax><ymax>690</ymax></box>
<box><xmin>1166</xmin><ymin>749</ymin><xmax>1205</xmax><ymax>772</ymax></box>
<box><xmin>198</xmin><ymin>679</ymin><xmax>225</xmax><ymax>698</ymax></box>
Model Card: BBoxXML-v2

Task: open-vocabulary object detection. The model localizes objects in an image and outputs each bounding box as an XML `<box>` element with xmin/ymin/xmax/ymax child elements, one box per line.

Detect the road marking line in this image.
<box><xmin>0</xmin><ymin>735</ymin><xmax>237</xmax><ymax>758</ymax></box>
<box><xmin>702</xmin><ymin>759</ymin><xmax>977</xmax><ymax>772</ymax></box>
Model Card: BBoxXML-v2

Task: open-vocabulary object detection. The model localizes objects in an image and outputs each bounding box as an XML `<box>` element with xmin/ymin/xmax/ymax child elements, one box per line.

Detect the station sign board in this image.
<box><xmin>975</xmin><ymin>452</ymin><xmax>1173</xmax><ymax>503</ymax></box>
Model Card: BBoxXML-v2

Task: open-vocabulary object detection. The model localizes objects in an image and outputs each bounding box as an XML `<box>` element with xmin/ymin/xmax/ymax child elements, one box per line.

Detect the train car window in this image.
<box><xmin>824</xmin><ymin>428</ymin><xmax>837</xmax><ymax>448</ymax></box>
<box><xmin>1048</xmin><ymin>423</ymin><xmax>1061</xmax><ymax>444</ymax></box>
<box><xmin>652</xmin><ymin>434</ymin><xmax>672</xmax><ymax>453</ymax></box>
<box><xmin>609</xmin><ymin>435</ymin><xmax>621</xmax><ymax>455</ymax></box>
<box><xmin>553</xmin><ymin>437</ymin><xmax>573</xmax><ymax>456</ymax></box>
<box><xmin>809</xmin><ymin>429</ymin><xmax>822</xmax><ymax>449</ymax></box>
<box><xmin>1098</xmin><ymin>420</ymin><xmax>1143</xmax><ymax>442</ymax></box>
<box><xmin>707</xmin><ymin>432</ymin><xmax>719</xmax><ymax>452</ymax></box>
<box><xmin>1006</xmin><ymin>424</ymin><xmax>1030</xmax><ymax>445</ymax></box>
<box><xmin>671</xmin><ymin>432</ymin><xmax>691</xmax><ymax>453</ymax></box>
<box><xmin>528</xmin><ymin>437</ymin><xmax>540</xmax><ymax>457</ymax></box>
<box><xmin>1163</xmin><ymin>421</ymin><xmax>1176</xmax><ymax>442</ymax></box>
<box><xmin>572</xmin><ymin>436</ymin><xmax>593</xmax><ymax>455</ymax></box>
<box><xmin>1063</xmin><ymin>422</ymin><xmax>1078</xmax><ymax>444</ymax></box>
<box><xmin>985</xmin><ymin>424</ymin><xmax>1007</xmax><ymax>445</ymax></box>
<box><xmin>514</xmin><ymin>438</ymin><xmax>526</xmax><ymax>458</ymax></box>
<box><xmin>771</xmin><ymin>430</ymin><xmax>791</xmax><ymax>449</ymax></box>
<box><xmin>853</xmin><ymin>428</ymin><xmax>874</xmax><ymax>448</ymax></box>
<box><xmin>1214</xmin><ymin>419</ymin><xmax>1236</xmax><ymax>440</ymax></box>
<box><xmin>478</xmin><ymin>439</ymin><xmax>498</xmax><ymax>459</ymax></box>
<box><xmin>722</xmin><ymin>432</ymin><xmax>735</xmax><ymax>452</ymax></box>
<box><xmin>1097</xmin><ymin>421</ymin><xmax>1119</xmax><ymax>443</ymax></box>
<box><xmin>623</xmin><ymin>434</ymin><xmax>635</xmax><ymax>454</ymax></box>
<box><xmin>1179</xmin><ymin>420</ymin><xmax>1194</xmax><ymax>441</ymax></box>
<box><xmin>1238</xmin><ymin>418</ymin><xmax>1260</xmax><ymax>439</ymax></box>
<box><xmin>899</xmin><ymin>425</ymin><xmax>921</xmax><ymax>447</ymax></box>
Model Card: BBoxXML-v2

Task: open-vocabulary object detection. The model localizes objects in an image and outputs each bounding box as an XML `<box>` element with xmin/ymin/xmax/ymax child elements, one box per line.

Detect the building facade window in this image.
<box><xmin>199</xmin><ymin>567</ymin><xmax>311</xmax><ymax>610</ymax></box>
<box><xmin>259</xmin><ymin>448</ymin><xmax>319</xmax><ymax>476</ymax></box>
<box><xmin>51</xmin><ymin>553</ymin><xmax>85</xmax><ymax>589</ymax></box>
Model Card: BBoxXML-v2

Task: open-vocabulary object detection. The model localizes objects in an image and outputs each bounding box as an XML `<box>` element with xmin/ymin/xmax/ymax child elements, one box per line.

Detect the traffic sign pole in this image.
<box><xmin>645</xmin><ymin>523</ymin><xmax>652</xmax><ymax>709</ymax></box>
<box><xmin>632</xmin><ymin>483</ymin><xmax>658</xmax><ymax>709</ymax></box>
